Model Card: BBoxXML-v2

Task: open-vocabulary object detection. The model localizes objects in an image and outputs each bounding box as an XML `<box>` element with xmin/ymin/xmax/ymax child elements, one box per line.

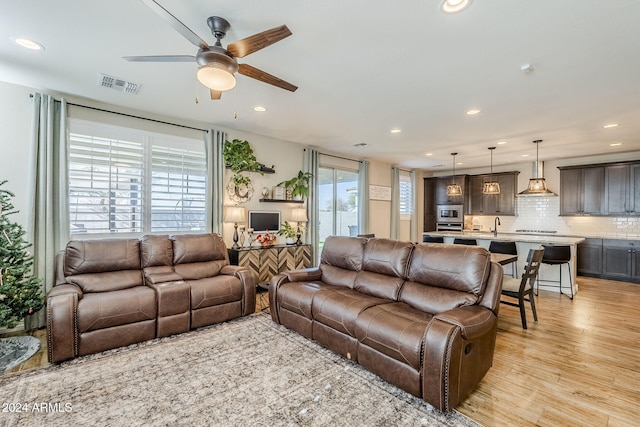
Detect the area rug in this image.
<box><xmin>0</xmin><ymin>313</ymin><xmax>481</xmax><ymax>427</ymax></box>
<box><xmin>0</xmin><ymin>336</ymin><xmax>40</xmax><ymax>373</ymax></box>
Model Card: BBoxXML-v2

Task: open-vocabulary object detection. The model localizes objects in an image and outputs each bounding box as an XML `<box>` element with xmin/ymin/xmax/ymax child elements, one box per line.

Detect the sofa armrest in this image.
<box><xmin>283</xmin><ymin>267</ymin><xmax>322</xmax><ymax>282</ymax></box>
<box><xmin>433</xmin><ymin>306</ymin><xmax>496</xmax><ymax>340</ymax></box>
<box><xmin>422</xmin><ymin>306</ymin><xmax>498</xmax><ymax>412</ymax></box>
<box><xmin>48</xmin><ymin>283</ymin><xmax>83</xmax><ymax>300</ymax></box>
<box><xmin>220</xmin><ymin>265</ymin><xmax>256</xmax><ymax>316</ymax></box>
<box><xmin>46</xmin><ymin>290</ymin><xmax>80</xmax><ymax>363</ymax></box>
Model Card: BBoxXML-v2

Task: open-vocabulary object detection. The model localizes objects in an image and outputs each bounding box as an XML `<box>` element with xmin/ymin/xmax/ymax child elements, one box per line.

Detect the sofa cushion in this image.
<box><xmin>77</xmin><ymin>286</ymin><xmax>157</xmax><ymax>333</ymax></box>
<box><xmin>320</xmin><ymin>236</ymin><xmax>367</xmax><ymax>272</ymax></box>
<box><xmin>399</xmin><ymin>244</ymin><xmax>490</xmax><ymax>313</ymax></box>
<box><xmin>67</xmin><ymin>270</ymin><xmax>144</xmax><ymax>293</ymax></box>
<box><xmin>64</xmin><ymin>239</ymin><xmax>141</xmax><ymax>276</ymax></box>
<box><xmin>276</xmin><ymin>281</ymin><xmax>339</xmax><ymax>319</ymax></box>
<box><xmin>312</xmin><ymin>288</ymin><xmax>390</xmax><ymax>336</ymax></box>
<box><xmin>354</xmin><ymin>239</ymin><xmax>414</xmax><ymax>300</ymax></box>
<box><xmin>354</xmin><ymin>302</ymin><xmax>432</xmax><ymax>370</ymax></box>
<box><xmin>175</xmin><ymin>260</ymin><xmax>227</xmax><ymax>280</ymax></box>
<box><xmin>188</xmin><ymin>275</ymin><xmax>244</xmax><ymax>310</ymax></box>
<box><xmin>172</xmin><ymin>233</ymin><xmax>227</xmax><ymax>265</ymax></box>
<box><xmin>140</xmin><ymin>234</ymin><xmax>172</xmax><ymax>268</ymax></box>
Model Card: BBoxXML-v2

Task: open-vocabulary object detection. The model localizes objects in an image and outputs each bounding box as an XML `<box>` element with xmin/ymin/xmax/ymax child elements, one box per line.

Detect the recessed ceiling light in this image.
<box><xmin>11</xmin><ymin>37</ymin><xmax>44</xmax><ymax>51</ymax></box>
<box><xmin>603</xmin><ymin>123</ymin><xmax>619</xmax><ymax>129</ymax></box>
<box><xmin>425</xmin><ymin>153</ymin><xmax>433</xmax><ymax>156</ymax></box>
<box><xmin>353</xmin><ymin>143</ymin><xmax>368</xmax><ymax>147</ymax></box>
<box><xmin>441</xmin><ymin>0</ymin><xmax>473</xmax><ymax>13</ymax></box>
<box><xmin>457</xmin><ymin>162</ymin><xmax>463</xmax><ymax>165</ymax></box>
<box><xmin>610</xmin><ymin>142</ymin><xmax>623</xmax><ymax>147</ymax></box>
<box><xmin>390</xmin><ymin>128</ymin><xmax>402</xmax><ymax>134</ymax></box>
<box><xmin>497</xmin><ymin>141</ymin><xmax>507</xmax><ymax>145</ymax></box>
<box><xmin>466</xmin><ymin>109</ymin><xmax>481</xmax><ymax>115</ymax></box>
<box><xmin>521</xmin><ymin>154</ymin><xmax>530</xmax><ymax>157</ymax></box>
<box><xmin>253</xmin><ymin>106</ymin><xmax>266</xmax><ymax>112</ymax></box>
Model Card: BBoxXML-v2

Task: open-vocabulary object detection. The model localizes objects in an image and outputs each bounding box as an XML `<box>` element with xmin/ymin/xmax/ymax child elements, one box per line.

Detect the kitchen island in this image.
<box><xmin>422</xmin><ymin>231</ymin><xmax>585</xmax><ymax>296</ymax></box>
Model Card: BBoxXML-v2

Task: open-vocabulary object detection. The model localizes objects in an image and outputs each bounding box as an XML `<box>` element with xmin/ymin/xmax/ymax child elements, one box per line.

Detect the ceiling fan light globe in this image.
<box><xmin>441</xmin><ymin>0</ymin><xmax>472</xmax><ymax>13</ymax></box>
<box><xmin>197</xmin><ymin>66</ymin><xmax>236</xmax><ymax>91</ymax></box>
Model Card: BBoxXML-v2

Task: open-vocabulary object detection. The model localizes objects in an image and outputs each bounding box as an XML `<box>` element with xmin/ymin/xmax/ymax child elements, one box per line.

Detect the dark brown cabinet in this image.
<box><xmin>435</xmin><ymin>175</ymin><xmax>466</xmax><ymax>206</ymax></box>
<box><xmin>467</xmin><ymin>172</ymin><xmax>518</xmax><ymax>216</ymax></box>
<box><xmin>604</xmin><ymin>163</ymin><xmax>640</xmax><ymax>215</ymax></box>
<box><xmin>577</xmin><ymin>238</ymin><xmax>603</xmax><ymax>276</ymax></box>
<box><xmin>559</xmin><ymin>166</ymin><xmax>604</xmax><ymax>215</ymax></box>
<box><xmin>602</xmin><ymin>239</ymin><xmax>640</xmax><ymax>282</ymax></box>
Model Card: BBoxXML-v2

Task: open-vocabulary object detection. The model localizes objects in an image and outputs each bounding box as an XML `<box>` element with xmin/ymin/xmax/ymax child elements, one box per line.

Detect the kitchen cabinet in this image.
<box><xmin>604</xmin><ymin>163</ymin><xmax>640</xmax><ymax>215</ymax></box>
<box><xmin>467</xmin><ymin>172</ymin><xmax>518</xmax><ymax>216</ymax></box>
<box><xmin>423</xmin><ymin>178</ymin><xmax>436</xmax><ymax>231</ymax></box>
<box><xmin>435</xmin><ymin>175</ymin><xmax>467</xmax><ymax>205</ymax></box>
<box><xmin>602</xmin><ymin>239</ymin><xmax>640</xmax><ymax>282</ymax></box>
<box><xmin>577</xmin><ymin>238</ymin><xmax>603</xmax><ymax>276</ymax></box>
<box><xmin>559</xmin><ymin>166</ymin><xmax>604</xmax><ymax>215</ymax></box>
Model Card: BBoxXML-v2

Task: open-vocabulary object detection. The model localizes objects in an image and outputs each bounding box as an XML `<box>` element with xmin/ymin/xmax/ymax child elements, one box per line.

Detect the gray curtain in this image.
<box><xmin>304</xmin><ymin>148</ymin><xmax>319</xmax><ymax>266</ymax></box>
<box><xmin>410</xmin><ymin>170</ymin><xmax>418</xmax><ymax>242</ymax></box>
<box><xmin>25</xmin><ymin>93</ymin><xmax>69</xmax><ymax>330</ymax></box>
<box><xmin>358</xmin><ymin>160</ymin><xmax>369</xmax><ymax>235</ymax></box>
<box><xmin>390</xmin><ymin>166</ymin><xmax>400</xmax><ymax>239</ymax></box>
<box><xmin>206</xmin><ymin>129</ymin><xmax>225</xmax><ymax>234</ymax></box>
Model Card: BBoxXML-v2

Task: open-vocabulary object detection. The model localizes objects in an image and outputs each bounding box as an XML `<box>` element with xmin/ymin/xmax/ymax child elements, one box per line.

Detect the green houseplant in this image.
<box><xmin>278</xmin><ymin>170</ymin><xmax>313</xmax><ymax>200</ymax></box>
<box><xmin>223</xmin><ymin>139</ymin><xmax>263</xmax><ymax>187</ymax></box>
<box><xmin>276</xmin><ymin>221</ymin><xmax>297</xmax><ymax>239</ymax></box>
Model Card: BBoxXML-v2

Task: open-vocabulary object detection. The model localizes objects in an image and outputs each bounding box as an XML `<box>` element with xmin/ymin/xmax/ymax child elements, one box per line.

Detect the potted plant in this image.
<box><xmin>223</xmin><ymin>139</ymin><xmax>264</xmax><ymax>202</ymax></box>
<box><xmin>276</xmin><ymin>221</ymin><xmax>297</xmax><ymax>244</ymax></box>
<box><xmin>278</xmin><ymin>170</ymin><xmax>313</xmax><ymax>200</ymax></box>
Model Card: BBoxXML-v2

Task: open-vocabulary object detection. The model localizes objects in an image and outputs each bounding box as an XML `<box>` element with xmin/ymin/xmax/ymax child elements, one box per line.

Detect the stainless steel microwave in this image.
<box><xmin>436</xmin><ymin>205</ymin><xmax>463</xmax><ymax>223</ymax></box>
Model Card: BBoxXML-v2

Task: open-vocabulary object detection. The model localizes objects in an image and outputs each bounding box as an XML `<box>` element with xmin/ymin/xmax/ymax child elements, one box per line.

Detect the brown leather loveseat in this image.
<box><xmin>46</xmin><ymin>233</ymin><xmax>255</xmax><ymax>363</ymax></box>
<box><xmin>269</xmin><ymin>236</ymin><xmax>503</xmax><ymax>412</ymax></box>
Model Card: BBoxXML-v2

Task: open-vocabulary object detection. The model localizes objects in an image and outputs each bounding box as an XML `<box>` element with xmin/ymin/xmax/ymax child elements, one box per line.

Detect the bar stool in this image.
<box><xmin>453</xmin><ymin>238</ymin><xmax>477</xmax><ymax>245</ymax></box>
<box><xmin>536</xmin><ymin>244</ymin><xmax>573</xmax><ymax>299</ymax></box>
<box><xmin>423</xmin><ymin>236</ymin><xmax>444</xmax><ymax>243</ymax></box>
<box><xmin>489</xmin><ymin>240</ymin><xmax>518</xmax><ymax>278</ymax></box>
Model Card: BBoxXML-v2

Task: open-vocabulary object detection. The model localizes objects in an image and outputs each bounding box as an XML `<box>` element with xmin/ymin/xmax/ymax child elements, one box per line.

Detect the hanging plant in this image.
<box><xmin>223</xmin><ymin>139</ymin><xmax>265</xmax><ymax>201</ymax></box>
<box><xmin>278</xmin><ymin>170</ymin><xmax>313</xmax><ymax>199</ymax></box>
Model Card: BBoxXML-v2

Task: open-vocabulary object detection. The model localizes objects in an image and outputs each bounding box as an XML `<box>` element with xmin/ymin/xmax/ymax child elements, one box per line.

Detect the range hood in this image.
<box><xmin>517</xmin><ymin>160</ymin><xmax>557</xmax><ymax>197</ymax></box>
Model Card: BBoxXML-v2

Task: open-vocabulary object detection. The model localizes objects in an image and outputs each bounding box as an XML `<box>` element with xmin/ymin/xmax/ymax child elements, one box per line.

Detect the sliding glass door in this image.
<box><xmin>317</xmin><ymin>166</ymin><xmax>359</xmax><ymax>251</ymax></box>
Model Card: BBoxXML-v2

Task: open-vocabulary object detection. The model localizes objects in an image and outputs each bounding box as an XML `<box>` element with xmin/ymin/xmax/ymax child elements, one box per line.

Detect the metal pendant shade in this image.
<box><xmin>446</xmin><ymin>153</ymin><xmax>463</xmax><ymax>196</ymax></box>
<box><xmin>483</xmin><ymin>147</ymin><xmax>500</xmax><ymax>194</ymax></box>
<box><xmin>518</xmin><ymin>139</ymin><xmax>557</xmax><ymax>196</ymax></box>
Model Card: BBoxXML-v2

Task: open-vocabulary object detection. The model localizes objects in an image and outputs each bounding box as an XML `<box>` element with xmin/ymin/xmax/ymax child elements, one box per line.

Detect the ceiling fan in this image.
<box><xmin>124</xmin><ymin>0</ymin><xmax>298</xmax><ymax>100</ymax></box>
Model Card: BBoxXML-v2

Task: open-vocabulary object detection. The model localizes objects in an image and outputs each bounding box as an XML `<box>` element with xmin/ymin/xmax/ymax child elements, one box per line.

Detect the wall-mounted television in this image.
<box><xmin>248</xmin><ymin>210</ymin><xmax>281</xmax><ymax>233</ymax></box>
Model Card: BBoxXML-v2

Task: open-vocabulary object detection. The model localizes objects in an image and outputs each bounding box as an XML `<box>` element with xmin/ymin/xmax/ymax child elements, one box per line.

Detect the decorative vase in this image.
<box><xmin>286</xmin><ymin>237</ymin><xmax>295</xmax><ymax>245</ymax></box>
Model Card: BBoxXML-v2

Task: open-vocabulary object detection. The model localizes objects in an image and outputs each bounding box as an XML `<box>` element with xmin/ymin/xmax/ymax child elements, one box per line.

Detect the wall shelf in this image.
<box><xmin>259</xmin><ymin>198</ymin><xmax>304</xmax><ymax>204</ymax></box>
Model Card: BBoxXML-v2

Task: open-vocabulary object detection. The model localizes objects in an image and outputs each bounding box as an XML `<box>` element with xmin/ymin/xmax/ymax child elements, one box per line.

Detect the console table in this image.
<box><xmin>228</xmin><ymin>244</ymin><xmax>312</xmax><ymax>286</ymax></box>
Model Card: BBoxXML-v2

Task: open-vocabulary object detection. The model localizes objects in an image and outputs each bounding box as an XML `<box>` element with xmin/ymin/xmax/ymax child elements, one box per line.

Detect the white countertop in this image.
<box><xmin>424</xmin><ymin>231</ymin><xmax>585</xmax><ymax>245</ymax></box>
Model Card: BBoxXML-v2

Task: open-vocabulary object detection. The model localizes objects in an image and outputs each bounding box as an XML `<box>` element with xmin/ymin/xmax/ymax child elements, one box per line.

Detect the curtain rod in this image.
<box><xmin>308</xmin><ymin>149</ymin><xmax>363</xmax><ymax>163</ymax></box>
<box><xmin>67</xmin><ymin>102</ymin><xmax>208</xmax><ymax>132</ymax></box>
<box><xmin>29</xmin><ymin>94</ymin><xmax>209</xmax><ymax>132</ymax></box>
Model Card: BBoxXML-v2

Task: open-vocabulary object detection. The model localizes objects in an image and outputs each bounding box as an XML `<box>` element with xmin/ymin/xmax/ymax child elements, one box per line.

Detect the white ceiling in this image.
<box><xmin>2</xmin><ymin>0</ymin><xmax>640</xmax><ymax>171</ymax></box>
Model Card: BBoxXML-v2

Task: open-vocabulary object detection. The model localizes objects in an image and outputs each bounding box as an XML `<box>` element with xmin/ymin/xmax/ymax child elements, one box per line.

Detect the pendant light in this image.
<box><xmin>482</xmin><ymin>147</ymin><xmax>501</xmax><ymax>194</ymax></box>
<box><xmin>518</xmin><ymin>139</ymin><xmax>557</xmax><ymax>196</ymax></box>
<box><xmin>446</xmin><ymin>153</ymin><xmax>463</xmax><ymax>196</ymax></box>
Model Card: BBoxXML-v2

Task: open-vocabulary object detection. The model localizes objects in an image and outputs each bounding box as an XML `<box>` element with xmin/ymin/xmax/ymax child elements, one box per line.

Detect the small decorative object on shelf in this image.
<box><xmin>247</xmin><ymin>228</ymin><xmax>255</xmax><ymax>247</ymax></box>
<box><xmin>278</xmin><ymin>170</ymin><xmax>313</xmax><ymax>201</ymax></box>
<box><xmin>238</xmin><ymin>226</ymin><xmax>246</xmax><ymax>247</ymax></box>
<box><xmin>272</xmin><ymin>186</ymin><xmax>286</xmax><ymax>200</ymax></box>
<box><xmin>261</xmin><ymin>187</ymin><xmax>270</xmax><ymax>198</ymax></box>
<box><xmin>255</xmin><ymin>232</ymin><xmax>276</xmax><ymax>247</ymax></box>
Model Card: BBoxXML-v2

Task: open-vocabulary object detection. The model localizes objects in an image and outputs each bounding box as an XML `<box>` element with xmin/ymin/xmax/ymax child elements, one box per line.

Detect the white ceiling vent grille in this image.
<box><xmin>98</xmin><ymin>74</ymin><xmax>141</xmax><ymax>94</ymax></box>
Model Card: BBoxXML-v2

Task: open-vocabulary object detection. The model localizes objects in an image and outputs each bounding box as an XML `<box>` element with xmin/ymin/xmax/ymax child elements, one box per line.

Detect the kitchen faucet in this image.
<box><xmin>493</xmin><ymin>217</ymin><xmax>501</xmax><ymax>237</ymax></box>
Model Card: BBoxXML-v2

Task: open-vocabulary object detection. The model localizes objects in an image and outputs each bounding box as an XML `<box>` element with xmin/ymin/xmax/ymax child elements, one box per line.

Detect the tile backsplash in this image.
<box><xmin>468</xmin><ymin>197</ymin><xmax>640</xmax><ymax>238</ymax></box>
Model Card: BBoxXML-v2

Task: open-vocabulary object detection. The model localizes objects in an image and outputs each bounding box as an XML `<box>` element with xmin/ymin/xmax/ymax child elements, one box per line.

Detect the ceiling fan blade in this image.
<box><xmin>227</xmin><ymin>25</ymin><xmax>292</xmax><ymax>58</ymax></box>
<box><xmin>140</xmin><ymin>0</ymin><xmax>209</xmax><ymax>50</ymax></box>
<box><xmin>210</xmin><ymin>89</ymin><xmax>222</xmax><ymax>100</ymax></box>
<box><xmin>123</xmin><ymin>55</ymin><xmax>196</xmax><ymax>62</ymax></box>
<box><xmin>238</xmin><ymin>63</ymin><xmax>298</xmax><ymax>92</ymax></box>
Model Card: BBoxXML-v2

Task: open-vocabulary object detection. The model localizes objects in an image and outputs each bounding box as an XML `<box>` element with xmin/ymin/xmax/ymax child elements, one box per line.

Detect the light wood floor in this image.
<box><xmin>3</xmin><ymin>278</ymin><xmax>639</xmax><ymax>426</ymax></box>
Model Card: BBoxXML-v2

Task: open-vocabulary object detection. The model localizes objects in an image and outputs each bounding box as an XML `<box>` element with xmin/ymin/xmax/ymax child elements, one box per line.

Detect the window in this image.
<box><xmin>399</xmin><ymin>172</ymin><xmax>413</xmax><ymax>219</ymax></box>
<box><xmin>68</xmin><ymin>119</ymin><xmax>207</xmax><ymax>235</ymax></box>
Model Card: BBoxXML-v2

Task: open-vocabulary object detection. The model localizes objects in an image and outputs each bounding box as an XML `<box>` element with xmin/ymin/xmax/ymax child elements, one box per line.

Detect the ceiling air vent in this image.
<box><xmin>98</xmin><ymin>73</ymin><xmax>141</xmax><ymax>94</ymax></box>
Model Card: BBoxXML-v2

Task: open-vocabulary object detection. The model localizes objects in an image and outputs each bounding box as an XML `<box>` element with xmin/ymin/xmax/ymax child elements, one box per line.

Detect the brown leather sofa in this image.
<box><xmin>47</xmin><ymin>233</ymin><xmax>255</xmax><ymax>363</ymax></box>
<box><xmin>269</xmin><ymin>236</ymin><xmax>503</xmax><ymax>412</ymax></box>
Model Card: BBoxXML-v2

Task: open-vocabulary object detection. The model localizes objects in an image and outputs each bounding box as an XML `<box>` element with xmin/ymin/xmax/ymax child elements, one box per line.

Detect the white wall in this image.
<box><xmin>0</xmin><ymin>81</ymin><xmax>36</xmax><ymax>227</ymax></box>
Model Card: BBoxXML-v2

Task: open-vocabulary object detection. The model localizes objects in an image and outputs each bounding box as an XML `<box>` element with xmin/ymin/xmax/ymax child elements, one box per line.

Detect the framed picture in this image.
<box><xmin>369</xmin><ymin>185</ymin><xmax>391</xmax><ymax>201</ymax></box>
